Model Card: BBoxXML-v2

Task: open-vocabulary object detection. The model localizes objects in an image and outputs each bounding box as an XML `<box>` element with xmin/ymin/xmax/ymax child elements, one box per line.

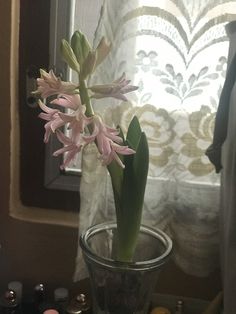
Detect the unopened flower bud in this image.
<box><xmin>71</xmin><ymin>30</ymin><xmax>91</xmax><ymax>65</ymax></box>
<box><xmin>61</xmin><ymin>39</ymin><xmax>80</xmax><ymax>73</ymax></box>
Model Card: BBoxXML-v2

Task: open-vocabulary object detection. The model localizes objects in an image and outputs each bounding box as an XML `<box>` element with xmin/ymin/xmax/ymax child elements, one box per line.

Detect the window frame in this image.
<box><xmin>18</xmin><ymin>0</ymin><xmax>80</xmax><ymax>213</ymax></box>
<box><xmin>18</xmin><ymin>0</ymin><xmax>103</xmax><ymax>216</ymax></box>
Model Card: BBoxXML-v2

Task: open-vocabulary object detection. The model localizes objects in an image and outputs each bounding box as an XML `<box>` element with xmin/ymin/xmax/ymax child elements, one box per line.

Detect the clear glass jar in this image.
<box><xmin>80</xmin><ymin>222</ymin><xmax>172</xmax><ymax>314</ymax></box>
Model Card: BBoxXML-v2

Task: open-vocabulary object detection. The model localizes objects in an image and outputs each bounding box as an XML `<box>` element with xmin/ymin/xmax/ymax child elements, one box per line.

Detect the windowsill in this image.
<box><xmin>9</xmin><ymin>197</ymin><xmax>79</xmax><ymax>228</ymax></box>
<box><xmin>151</xmin><ymin>293</ymin><xmax>210</xmax><ymax>313</ymax></box>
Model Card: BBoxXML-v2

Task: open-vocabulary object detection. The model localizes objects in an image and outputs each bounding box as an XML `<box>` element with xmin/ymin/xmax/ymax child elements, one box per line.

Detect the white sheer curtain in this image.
<box><xmin>220</xmin><ymin>21</ymin><xmax>236</xmax><ymax>313</ymax></box>
<box><xmin>74</xmin><ymin>0</ymin><xmax>236</xmax><ymax>281</ymax></box>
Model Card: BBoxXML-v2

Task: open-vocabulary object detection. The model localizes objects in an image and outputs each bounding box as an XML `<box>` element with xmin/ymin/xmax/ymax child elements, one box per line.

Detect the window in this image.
<box><xmin>17</xmin><ymin>0</ymin><xmax>103</xmax><ymax>216</ymax></box>
<box><xmin>18</xmin><ymin>0</ymin><xmax>79</xmax><ymax>214</ymax></box>
<box><xmin>17</xmin><ymin>0</ymin><xmax>232</xmax><ymax>226</ymax></box>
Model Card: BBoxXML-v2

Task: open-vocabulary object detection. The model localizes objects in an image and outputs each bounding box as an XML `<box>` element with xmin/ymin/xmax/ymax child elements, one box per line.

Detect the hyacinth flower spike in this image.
<box><xmin>36</xmin><ymin>29</ymin><xmax>148</xmax><ymax>264</ymax></box>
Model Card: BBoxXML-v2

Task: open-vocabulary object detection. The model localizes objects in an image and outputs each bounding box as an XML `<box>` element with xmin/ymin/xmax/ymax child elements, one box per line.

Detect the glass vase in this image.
<box><xmin>80</xmin><ymin>222</ymin><xmax>172</xmax><ymax>314</ymax></box>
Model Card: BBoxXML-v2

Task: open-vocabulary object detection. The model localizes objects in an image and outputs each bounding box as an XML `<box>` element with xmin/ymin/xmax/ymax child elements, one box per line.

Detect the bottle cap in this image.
<box><xmin>54</xmin><ymin>287</ymin><xmax>69</xmax><ymax>302</ymax></box>
<box><xmin>35</xmin><ymin>283</ymin><xmax>45</xmax><ymax>292</ymax></box>
<box><xmin>0</xmin><ymin>289</ymin><xmax>18</xmax><ymax>308</ymax></box>
<box><xmin>4</xmin><ymin>290</ymin><xmax>16</xmax><ymax>303</ymax></box>
<box><xmin>8</xmin><ymin>281</ymin><xmax>23</xmax><ymax>301</ymax></box>
<box><xmin>43</xmin><ymin>310</ymin><xmax>59</xmax><ymax>314</ymax></box>
<box><xmin>66</xmin><ymin>293</ymin><xmax>91</xmax><ymax>314</ymax></box>
<box><xmin>176</xmin><ymin>299</ymin><xmax>184</xmax><ymax>308</ymax></box>
<box><xmin>76</xmin><ymin>294</ymin><xmax>86</xmax><ymax>304</ymax></box>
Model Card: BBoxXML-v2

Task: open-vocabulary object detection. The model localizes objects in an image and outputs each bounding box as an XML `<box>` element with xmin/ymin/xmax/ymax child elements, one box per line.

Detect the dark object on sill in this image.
<box><xmin>7</xmin><ymin>282</ymin><xmax>23</xmax><ymax>304</ymax></box>
<box><xmin>33</xmin><ymin>283</ymin><xmax>59</xmax><ymax>314</ymax></box>
<box><xmin>54</xmin><ymin>288</ymin><xmax>69</xmax><ymax>314</ymax></box>
<box><xmin>66</xmin><ymin>293</ymin><xmax>91</xmax><ymax>314</ymax></box>
<box><xmin>0</xmin><ymin>289</ymin><xmax>21</xmax><ymax>314</ymax></box>
<box><xmin>34</xmin><ymin>283</ymin><xmax>46</xmax><ymax>314</ymax></box>
<box><xmin>175</xmin><ymin>299</ymin><xmax>184</xmax><ymax>314</ymax></box>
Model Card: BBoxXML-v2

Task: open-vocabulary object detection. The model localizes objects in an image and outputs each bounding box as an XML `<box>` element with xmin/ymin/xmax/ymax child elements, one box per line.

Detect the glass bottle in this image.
<box><xmin>66</xmin><ymin>293</ymin><xmax>91</xmax><ymax>314</ymax></box>
<box><xmin>8</xmin><ymin>282</ymin><xmax>23</xmax><ymax>304</ymax></box>
<box><xmin>54</xmin><ymin>287</ymin><xmax>69</xmax><ymax>314</ymax></box>
<box><xmin>0</xmin><ymin>289</ymin><xmax>20</xmax><ymax>314</ymax></box>
<box><xmin>175</xmin><ymin>300</ymin><xmax>184</xmax><ymax>314</ymax></box>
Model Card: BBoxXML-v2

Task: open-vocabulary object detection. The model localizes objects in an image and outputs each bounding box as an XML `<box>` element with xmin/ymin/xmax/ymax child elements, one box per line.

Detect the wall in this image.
<box><xmin>0</xmin><ymin>0</ymin><xmax>221</xmax><ymax>301</ymax></box>
<box><xmin>0</xmin><ymin>0</ymin><xmax>78</xmax><ymax>296</ymax></box>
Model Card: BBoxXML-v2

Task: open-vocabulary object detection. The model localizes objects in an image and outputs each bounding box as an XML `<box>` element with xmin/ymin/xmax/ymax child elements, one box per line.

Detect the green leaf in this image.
<box><xmin>133</xmin><ymin>132</ymin><xmax>149</xmax><ymax>206</ymax></box>
<box><xmin>60</xmin><ymin>39</ymin><xmax>80</xmax><ymax>73</ymax></box>
<box><xmin>108</xmin><ymin>161</ymin><xmax>123</xmax><ymax>209</ymax></box>
<box><xmin>121</xmin><ymin>132</ymin><xmax>149</xmax><ymax>220</ymax></box>
<box><xmin>117</xmin><ymin>125</ymin><xmax>125</xmax><ymax>142</ymax></box>
<box><xmin>107</xmin><ymin>126</ymin><xmax>125</xmax><ymax>217</ymax></box>
<box><xmin>71</xmin><ymin>30</ymin><xmax>91</xmax><ymax>65</ymax></box>
<box><xmin>116</xmin><ymin>130</ymin><xmax>149</xmax><ymax>261</ymax></box>
<box><xmin>126</xmin><ymin>116</ymin><xmax>142</xmax><ymax>150</ymax></box>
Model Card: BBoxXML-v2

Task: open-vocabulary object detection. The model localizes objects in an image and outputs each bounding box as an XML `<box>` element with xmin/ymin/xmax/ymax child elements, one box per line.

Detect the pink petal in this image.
<box><xmin>50</xmin><ymin>118</ymin><xmax>66</xmax><ymax>132</ymax></box>
<box><xmin>53</xmin><ymin>145</ymin><xmax>74</xmax><ymax>156</ymax></box>
<box><xmin>38</xmin><ymin>113</ymin><xmax>52</xmax><ymax>121</ymax></box>
<box><xmin>55</xmin><ymin>130</ymin><xmax>72</xmax><ymax>145</ymax></box>
<box><xmin>44</xmin><ymin>123</ymin><xmax>53</xmax><ymax>143</ymax></box>
<box><xmin>112</xmin><ymin>151</ymin><xmax>125</xmax><ymax>168</ymax></box>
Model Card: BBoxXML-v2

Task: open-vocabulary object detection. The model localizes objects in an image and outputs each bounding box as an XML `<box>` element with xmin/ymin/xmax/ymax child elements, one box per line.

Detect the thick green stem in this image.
<box><xmin>116</xmin><ymin>220</ymin><xmax>141</xmax><ymax>262</ymax></box>
<box><xmin>79</xmin><ymin>79</ymin><xmax>94</xmax><ymax>117</ymax></box>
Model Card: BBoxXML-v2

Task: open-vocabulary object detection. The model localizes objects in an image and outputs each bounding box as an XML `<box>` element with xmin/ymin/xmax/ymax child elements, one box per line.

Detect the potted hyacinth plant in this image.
<box><xmin>35</xmin><ymin>30</ymin><xmax>172</xmax><ymax>314</ymax></box>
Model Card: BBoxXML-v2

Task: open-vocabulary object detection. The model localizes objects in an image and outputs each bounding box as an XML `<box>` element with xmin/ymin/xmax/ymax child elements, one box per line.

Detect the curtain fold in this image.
<box><xmin>74</xmin><ymin>0</ymin><xmax>236</xmax><ymax>281</ymax></box>
<box><xmin>219</xmin><ymin>20</ymin><xmax>236</xmax><ymax>314</ymax></box>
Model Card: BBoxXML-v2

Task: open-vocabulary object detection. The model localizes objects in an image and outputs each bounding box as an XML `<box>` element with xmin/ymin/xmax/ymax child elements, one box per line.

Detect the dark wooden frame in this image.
<box><xmin>19</xmin><ymin>0</ymin><xmax>80</xmax><ymax>211</ymax></box>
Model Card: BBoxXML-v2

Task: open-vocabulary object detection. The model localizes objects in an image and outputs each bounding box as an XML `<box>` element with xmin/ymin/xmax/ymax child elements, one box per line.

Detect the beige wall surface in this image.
<box><xmin>0</xmin><ymin>0</ymin><xmax>78</xmax><ymax>295</ymax></box>
<box><xmin>0</xmin><ymin>0</ymin><xmax>221</xmax><ymax>301</ymax></box>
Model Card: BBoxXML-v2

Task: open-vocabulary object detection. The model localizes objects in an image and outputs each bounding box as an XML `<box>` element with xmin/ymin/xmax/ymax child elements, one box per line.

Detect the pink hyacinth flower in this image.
<box><xmin>51</xmin><ymin>94</ymin><xmax>92</xmax><ymax>134</ymax></box>
<box><xmin>35</xmin><ymin>69</ymin><xmax>77</xmax><ymax>99</ymax></box>
<box><xmin>88</xmin><ymin>72</ymin><xmax>139</xmax><ymax>101</ymax></box>
<box><xmin>50</xmin><ymin>94</ymin><xmax>81</xmax><ymax>111</ymax></box>
<box><xmin>53</xmin><ymin>128</ymin><xmax>86</xmax><ymax>170</ymax></box>
<box><xmin>100</xmin><ymin>141</ymin><xmax>136</xmax><ymax>168</ymax></box>
<box><xmin>58</xmin><ymin>105</ymin><xmax>93</xmax><ymax>134</ymax></box>
<box><xmin>38</xmin><ymin>100</ymin><xmax>65</xmax><ymax>142</ymax></box>
<box><xmin>84</xmin><ymin>115</ymin><xmax>135</xmax><ymax>168</ymax></box>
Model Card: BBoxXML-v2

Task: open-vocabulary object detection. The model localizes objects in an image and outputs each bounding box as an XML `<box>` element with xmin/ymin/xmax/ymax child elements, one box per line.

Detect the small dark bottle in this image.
<box><xmin>0</xmin><ymin>289</ymin><xmax>20</xmax><ymax>314</ymax></box>
<box><xmin>34</xmin><ymin>284</ymin><xmax>61</xmax><ymax>314</ymax></box>
<box><xmin>66</xmin><ymin>293</ymin><xmax>91</xmax><ymax>314</ymax></box>
<box><xmin>175</xmin><ymin>300</ymin><xmax>184</xmax><ymax>314</ymax></box>
<box><xmin>54</xmin><ymin>288</ymin><xmax>69</xmax><ymax>314</ymax></box>
<box><xmin>34</xmin><ymin>284</ymin><xmax>46</xmax><ymax>303</ymax></box>
<box><xmin>34</xmin><ymin>283</ymin><xmax>47</xmax><ymax>314</ymax></box>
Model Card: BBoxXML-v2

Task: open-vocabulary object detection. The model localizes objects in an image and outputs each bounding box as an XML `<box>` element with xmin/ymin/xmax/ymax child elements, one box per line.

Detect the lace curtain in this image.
<box><xmin>74</xmin><ymin>0</ymin><xmax>236</xmax><ymax>281</ymax></box>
